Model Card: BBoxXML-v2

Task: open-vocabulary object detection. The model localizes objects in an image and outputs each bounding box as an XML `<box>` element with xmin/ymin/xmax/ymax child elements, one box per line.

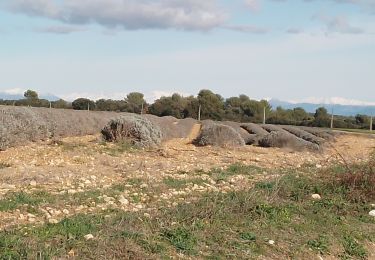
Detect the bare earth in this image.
<box><xmin>0</xmin><ymin>132</ymin><xmax>374</xmax><ymax>232</ymax></box>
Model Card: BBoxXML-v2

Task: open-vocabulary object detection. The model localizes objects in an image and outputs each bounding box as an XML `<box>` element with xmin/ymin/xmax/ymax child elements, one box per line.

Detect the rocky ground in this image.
<box><xmin>0</xmin><ymin>132</ymin><xmax>374</xmax><ymax>232</ymax></box>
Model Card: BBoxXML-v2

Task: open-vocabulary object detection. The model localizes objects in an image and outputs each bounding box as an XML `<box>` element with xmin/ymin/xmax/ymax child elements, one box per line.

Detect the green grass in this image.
<box><xmin>1</xmin><ymin>161</ymin><xmax>374</xmax><ymax>259</ymax></box>
<box><xmin>163</xmin><ymin>177</ymin><xmax>207</xmax><ymax>189</ymax></box>
<box><xmin>0</xmin><ymin>191</ymin><xmax>54</xmax><ymax>212</ymax></box>
<box><xmin>100</xmin><ymin>141</ymin><xmax>137</xmax><ymax>157</ymax></box>
<box><xmin>208</xmin><ymin>163</ymin><xmax>262</xmax><ymax>182</ymax></box>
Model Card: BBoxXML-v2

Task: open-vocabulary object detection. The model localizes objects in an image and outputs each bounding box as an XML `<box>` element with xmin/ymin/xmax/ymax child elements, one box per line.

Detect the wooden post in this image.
<box><xmin>330</xmin><ymin>108</ymin><xmax>334</xmax><ymax>129</ymax></box>
<box><xmin>141</xmin><ymin>102</ymin><xmax>144</xmax><ymax>115</ymax></box>
<box><xmin>49</xmin><ymin>102</ymin><xmax>52</xmax><ymax>109</ymax></box>
<box><xmin>88</xmin><ymin>102</ymin><xmax>90</xmax><ymax>111</ymax></box>
<box><xmin>263</xmin><ymin>106</ymin><xmax>266</xmax><ymax>124</ymax></box>
<box><xmin>370</xmin><ymin>116</ymin><xmax>373</xmax><ymax>132</ymax></box>
<box><xmin>198</xmin><ymin>104</ymin><xmax>201</xmax><ymax>121</ymax></box>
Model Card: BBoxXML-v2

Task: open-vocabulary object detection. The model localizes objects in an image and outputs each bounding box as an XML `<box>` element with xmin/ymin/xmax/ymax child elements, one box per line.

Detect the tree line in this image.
<box><xmin>0</xmin><ymin>89</ymin><xmax>373</xmax><ymax>130</ymax></box>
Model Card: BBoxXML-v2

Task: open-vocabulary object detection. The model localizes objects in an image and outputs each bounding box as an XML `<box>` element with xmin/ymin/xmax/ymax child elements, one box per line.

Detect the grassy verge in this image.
<box><xmin>1</xmin><ymin>160</ymin><xmax>375</xmax><ymax>259</ymax></box>
<box><xmin>334</xmin><ymin>128</ymin><xmax>375</xmax><ymax>135</ymax></box>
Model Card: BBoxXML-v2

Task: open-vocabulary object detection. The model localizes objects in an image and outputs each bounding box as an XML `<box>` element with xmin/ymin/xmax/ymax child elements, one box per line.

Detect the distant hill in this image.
<box><xmin>270</xmin><ymin>99</ymin><xmax>375</xmax><ymax>117</ymax></box>
<box><xmin>0</xmin><ymin>92</ymin><xmax>60</xmax><ymax>101</ymax></box>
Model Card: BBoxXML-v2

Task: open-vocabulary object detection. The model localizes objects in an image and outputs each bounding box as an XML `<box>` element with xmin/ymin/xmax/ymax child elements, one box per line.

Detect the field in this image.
<box><xmin>0</xmin><ymin>107</ymin><xmax>375</xmax><ymax>259</ymax></box>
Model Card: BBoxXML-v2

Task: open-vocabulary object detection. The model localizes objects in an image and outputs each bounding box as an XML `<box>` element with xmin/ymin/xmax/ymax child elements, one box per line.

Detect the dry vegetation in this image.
<box><xmin>0</xmin><ymin>106</ymin><xmax>374</xmax><ymax>259</ymax></box>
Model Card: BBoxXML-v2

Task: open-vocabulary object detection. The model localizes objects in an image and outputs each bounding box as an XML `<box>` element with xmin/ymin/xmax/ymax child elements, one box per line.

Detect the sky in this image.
<box><xmin>0</xmin><ymin>0</ymin><xmax>374</xmax><ymax>104</ymax></box>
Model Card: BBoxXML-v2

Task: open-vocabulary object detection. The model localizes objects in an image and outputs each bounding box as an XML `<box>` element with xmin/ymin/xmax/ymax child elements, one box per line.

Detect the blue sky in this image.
<box><xmin>0</xmin><ymin>0</ymin><xmax>374</xmax><ymax>104</ymax></box>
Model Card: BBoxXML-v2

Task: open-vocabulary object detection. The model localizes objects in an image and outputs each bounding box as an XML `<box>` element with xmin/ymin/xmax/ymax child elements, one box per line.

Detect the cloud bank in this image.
<box><xmin>3</xmin><ymin>0</ymin><xmax>227</xmax><ymax>31</ymax></box>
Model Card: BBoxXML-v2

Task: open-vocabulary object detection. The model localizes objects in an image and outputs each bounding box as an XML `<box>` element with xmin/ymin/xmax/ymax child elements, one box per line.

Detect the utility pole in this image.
<box><xmin>198</xmin><ymin>104</ymin><xmax>201</xmax><ymax>121</ymax></box>
<box><xmin>330</xmin><ymin>107</ymin><xmax>334</xmax><ymax>129</ymax></box>
<box><xmin>263</xmin><ymin>106</ymin><xmax>266</xmax><ymax>124</ymax></box>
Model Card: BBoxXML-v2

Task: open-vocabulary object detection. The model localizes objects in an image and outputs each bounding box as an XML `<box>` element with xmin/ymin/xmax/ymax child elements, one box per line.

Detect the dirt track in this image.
<box><xmin>0</xmin><ymin>132</ymin><xmax>374</xmax><ymax>231</ymax></box>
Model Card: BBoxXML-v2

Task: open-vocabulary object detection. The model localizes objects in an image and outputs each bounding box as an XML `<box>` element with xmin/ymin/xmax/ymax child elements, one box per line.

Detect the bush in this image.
<box><xmin>101</xmin><ymin>114</ymin><xmax>163</xmax><ymax>148</ymax></box>
<box><xmin>194</xmin><ymin>121</ymin><xmax>245</xmax><ymax>147</ymax></box>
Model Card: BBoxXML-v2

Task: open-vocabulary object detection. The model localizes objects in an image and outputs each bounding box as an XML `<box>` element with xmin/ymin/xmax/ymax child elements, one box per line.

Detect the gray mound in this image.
<box><xmin>259</xmin><ymin>131</ymin><xmax>319</xmax><ymax>151</ymax></box>
<box><xmin>194</xmin><ymin>121</ymin><xmax>245</xmax><ymax>147</ymax></box>
<box><xmin>298</xmin><ymin>126</ymin><xmax>335</xmax><ymax>141</ymax></box>
<box><xmin>259</xmin><ymin>124</ymin><xmax>320</xmax><ymax>151</ymax></box>
<box><xmin>101</xmin><ymin>114</ymin><xmax>163</xmax><ymax>147</ymax></box>
<box><xmin>143</xmin><ymin>115</ymin><xmax>198</xmax><ymax>140</ymax></box>
<box><xmin>281</xmin><ymin>125</ymin><xmax>325</xmax><ymax>145</ymax></box>
<box><xmin>0</xmin><ymin>106</ymin><xmax>121</xmax><ymax>151</ymax></box>
<box><xmin>220</xmin><ymin>121</ymin><xmax>254</xmax><ymax>145</ymax></box>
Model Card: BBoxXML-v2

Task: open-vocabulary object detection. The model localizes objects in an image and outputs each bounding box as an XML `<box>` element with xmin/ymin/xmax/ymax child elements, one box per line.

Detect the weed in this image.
<box><xmin>342</xmin><ymin>235</ymin><xmax>367</xmax><ymax>259</ymax></box>
<box><xmin>162</xmin><ymin>227</ymin><xmax>197</xmax><ymax>254</ymax></box>
<box><xmin>0</xmin><ymin>192</ymin><xmax>52</xmax><ymax>212</ymax></box>
<box><xmin>240</xmin><ymin>232</ymin><xmax>257</xmax><ymax>242</ymax></box>
<box><xmin>163</xmin><ymin>177</ymin><xmax>207</xmax><ymax>189</ymax></box>
<box><xmin>307</xmin><ymin>235</ymin><xmax>330</xmax><ymax>254</ymax></box>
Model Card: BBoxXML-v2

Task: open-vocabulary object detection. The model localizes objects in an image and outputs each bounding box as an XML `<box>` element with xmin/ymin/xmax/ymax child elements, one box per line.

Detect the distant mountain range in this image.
<box><xmin>269</xmin><ymin>99</ymin><xmax>375</xmax><ymax>117</ymax></box>
<box><xmin>0</xmin><ymin>92</ymin><xmax>60</xmax><ymax>101</ymax></box>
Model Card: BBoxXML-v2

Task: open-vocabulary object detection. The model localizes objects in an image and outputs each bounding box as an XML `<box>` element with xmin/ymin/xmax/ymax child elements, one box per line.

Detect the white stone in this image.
<box><xmin>84</xmin><ymin>234</ymin><xmax>94</xmax><ymax>240</ymax></box>
<box><xmin>29</xmin><ymin>180</ymin><xmax>37</xmax><ymax>186</ymax></box>
<box><xmin>63</xmin><ymin>209</ymin><xmax>70</xmax><ymax>215</ymax></box>
<box><xmin>311</xmin><ymin>194</ymin><xmax>322</xmax><ymax>200</ymax></box>
<box><xmin>369</xmin><ymin>210</ymin><xmax>375</xmax><ymax>217</ymax></box>
<box><xmin>48</xmin><ymin>219</ymin><xmax>59</xmax><ymax>224</ymax></box>
<box><xmin>268</xmin><ymin>240</ymin><xmax>275</xmax><ymax>245</ymax></box>
<box><xmin>118</xmin><ymin>196</ymin><xmax>129</xmax><ymax>205</ymax></box>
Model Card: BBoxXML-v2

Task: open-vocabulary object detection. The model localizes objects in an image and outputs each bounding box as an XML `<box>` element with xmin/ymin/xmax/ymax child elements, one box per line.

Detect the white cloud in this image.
<box><xmin>3</xmin><ymin>0</ymin><xmax>227</xmax><ymax>31</ymax></box>
<box><xmin>59</xmin><ymin>91</ymin><xmax>128</xmax><ymax>101</ymax></box>
<box><xmin>149</xmin><ymin>90</ymin><xmax>191</xmax><ymax>102</ymax></box>
<box><xmin>243</xmin><ymin>0</ymin><xmax>260</xmax><ymax>12</ymax></box>
<box><xmin>326</xmin><ymin>16</ymin><xmax>364</xmax><ymax>34</ymax></box>
<box><xmin>3</xmin><ymin>88</ymin><xmax>25</xmax><ymax>95</ymax></box>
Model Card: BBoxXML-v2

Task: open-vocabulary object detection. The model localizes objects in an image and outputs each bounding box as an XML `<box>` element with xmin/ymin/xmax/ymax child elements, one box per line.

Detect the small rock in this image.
<box><xmin>371</xmin><ymin>204</ymin><xmax>375</xmax><ymax>208</ymax></box>
<box><xmin>63</xmin><ymin>209</ymin><xmax>70</xmax><ymax>215</ymax></box>
<box><xmin>68</xmin><ymin>189</ymin><xmax>77</xmax><ymax>194</ymax></box>
<box><xmin>316</xmin><ymin>164</ymin><xmax>322</xmax><ymax>169</ymax></box>
<box><xmin>268</xmin><ymin>240</ymin><xmax>275</xmax><ymax>245</ymax></box>
<box><xmin>369</xmin><ymin>210</ymin><xmax>375</xmax><ymax>217</ymax></box>
<box><xmin>27</xmin><ymin>213</ymin><xmax>36</xmax><ymax>218</ymax></box>
<box><xmin>48</xmin><ymin>218</ymin><xmax>59</xmax><ymax>224</ymax></box>
<box><xmin>311</xmin><ymin>194</ymin><xmax>322</xmax><ymax>200</ymax></box>
<box><xmin>29</xmin><ymin>180</ymin><xmax>37</xmax><ymax>187</ymax></box>
<box><xmin>84</xmin><ymin>234</ymin><xmax>94</xmax><ymax>240</ymax></box>
<box><xmin>118</xmin><ymin>195</ymin><xmax>129</xmax><ymax>205</ymax></box>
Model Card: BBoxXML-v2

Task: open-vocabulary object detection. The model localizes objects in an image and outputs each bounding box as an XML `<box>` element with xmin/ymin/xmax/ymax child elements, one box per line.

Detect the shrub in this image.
<box><xmin>101</xmin><ymin>114</ymin><xmax>163</xmax><ymax>148</ymax></box>
<box><xmin>194</xmin><ymin>121</ymin><xmax>245</xmax><ymax>147</ymax></box>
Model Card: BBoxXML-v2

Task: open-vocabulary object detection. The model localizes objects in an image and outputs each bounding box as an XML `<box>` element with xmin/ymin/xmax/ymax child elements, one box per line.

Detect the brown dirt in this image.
<box><xmin>0</xmin><ymin>132</ymin><xmax>374</xmax><ymax>231</ymax></box>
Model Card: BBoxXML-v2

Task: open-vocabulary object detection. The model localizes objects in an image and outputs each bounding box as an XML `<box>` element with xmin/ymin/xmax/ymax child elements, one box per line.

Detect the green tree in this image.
<box><xmin>72</xmin><ymin>98</ymin><xmax>96</xmax><ymax>110</ymax></box>
<box><xmin>313</xmin><ymin>107</ymin><xmax>330</xmax><ymax>127</ymax></box>
<box><xmin>149</xmin><ymin>93</ymin><xmax>189</xmax><ymax>118</ymax></box>
<box><xmin>52</xmin><ymin>99</ymin><xmax>71</xmax><ymax>109</ymax></box>
<box><xmin>197</xmin><ymin>89</ymin><xmax>224</xmax><ymax>120</ymax></box>
<box><xmin>24</xmin><ymin>90</ymin><xmax>39</xmax><ymax>99</ymax></box>
<box><xmin>125</xmin><ymin>92</ymin><xmax>147</xmax><ymax>113</ymax></box>
<box><xmin>355</xmin><ymin>114</ymin><xmax>369</xmax><ymax>125</ymax></box>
